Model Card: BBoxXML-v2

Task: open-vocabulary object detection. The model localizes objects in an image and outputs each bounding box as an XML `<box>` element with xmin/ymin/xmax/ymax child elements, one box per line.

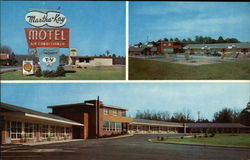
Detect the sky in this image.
<box><xmin>1</xmin><ymin>1</ymin><xmax>125</xmax><ymax>56</ymax></box>
<box><xmin>129</xmin><ymin>2</ymin><xmax>250</xmax><ymax>44</ymax></box>
<box><xmin>1</xmin><ymin>82</ymin><xmax>249</xmax><ymax>121</ymax></box>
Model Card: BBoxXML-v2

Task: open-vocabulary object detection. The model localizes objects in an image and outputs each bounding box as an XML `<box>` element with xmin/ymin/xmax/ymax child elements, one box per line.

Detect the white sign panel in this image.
<box><xmin>25</xmin><ymin>11</ymin><xmax>67</xmax><ymax>27</ymax></box>
<box><xmin>42</xmin><ymin>57</ymin><xmax>56</xmax><ymax>67</ymax></box>
<box><xmin>23</xmin><ymin>60</ymin><xmax>34</xmax><ymax>75</ymax></box>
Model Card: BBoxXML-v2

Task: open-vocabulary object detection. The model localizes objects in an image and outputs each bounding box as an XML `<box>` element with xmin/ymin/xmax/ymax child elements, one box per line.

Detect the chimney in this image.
<box><xmin>96</xmin><ymin>96</ymin><xmax>100</xmax><ymax>138</ymax></box>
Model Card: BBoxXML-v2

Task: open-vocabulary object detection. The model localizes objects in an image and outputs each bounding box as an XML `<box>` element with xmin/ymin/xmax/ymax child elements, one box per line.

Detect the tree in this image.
<box><xmin>0</xmin><ymin>45</ymin><xmax>12</xmax><ymax>54</ymax></box>
<box><xmin>225</xmin><ymin>38</ymin><xmax>240</xmax><ymax>43</ymax></box>
<box><xmin>138</xmin><ymin>42</ymin><xmax>143</xmax><ymax>47</ymax></box>
<box><xmin>174</xmin><ymin>38</ymin><xmax>180</xmax><ymax>42</ymax></box>
<box><xmin>217</xmin><ymin>36</ymin><xmax>225</xmax><ymax>43</ymax></box>
<box><xmin>187</xmin><ymin>38</ymin><xmax>193</xmax><ymax>43</ymax></box>
<box><xmin>105</xmin><ymin>50</ymin><xmax>110</xmax><ymax>57</ymax></box>
<box><xmin>60</xmin><ymin>54</ymin><xmax>68</xmax><ymax>65</ymax></box>
<box><xmin>171</xmin><ymin>112</ymin><xmax>186</xmax><ymax>122</ymax></box>
<box><xmin>169</xmin><ymin>38</ymin><xmax>174</xmax><ymax>42</ymax></box>
<box><xmin>164</xmin><ymin>38</ymin><xmax>169</xmax><ymax>42</ymax></box>
<box><xmin>238</xmin><ymin>102</ymin><xmax>250</xmax><ymax>126</ymax></box>
<box><xmin>213</xmin><ymin>108</ymin><xmax>233</xmax><ymax>123</ymax></box>
<box><xmin>182</xmin><ymin>39</ymin><xmax>187</xmax><ymax>43</ymax></box>
<box><xmin>195</xmin><ymin>35</ymin><xmax>204</xmax><ymax>43</ymax></box>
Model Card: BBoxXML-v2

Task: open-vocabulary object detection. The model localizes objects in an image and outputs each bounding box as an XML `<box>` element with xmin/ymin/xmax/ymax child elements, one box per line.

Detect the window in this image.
<box><xmin>79</xmin><ymin>58</ymin><xmax>90</xmax><ymax>63</ymax></box>
<box><xmin>50</xmin><ymin>126</ymin><xmax>56</xmax><ymax>137</ymax></box>
<box><xmin>113</xmin><ymin>109</ymin><xmax>118</xmax><ymax>116</ymax></box>
<box><xmin>110</xmin><ymin>122</ymin><xmax>116</xmax><ymax>131</ymax></box>
<box><xmin>122</xmin><ymin>111</ymin><xmax>126</xmax><ymax>117</ymax></box>
<box><xmin>103</xmin><ymin>121</ymin><xmax>110</xmax><ymax>131</ymax></box>
<box><xmin>65</xmin><ymin>127</ymin><xmax>71</xmax><ymax>137</ymax></box>
<box><xmin>115</xmin><ymin>122</ymin><xmax>121</xmax><ymax>132</ymax></box>
<box><xmin>104</xmin><ymin>108</ymin><xmax>109</xmax><ymax>115</ymax></box>
<box><xmin>60</xmin><ymin>127</ymin><xmax>65</xmax><ymax>137</ymax></box>
<box><xmin>24</xmin><ymin>123</ymin><xmax>34</xmax><ymax>138</ymax></box>
<box><xmin>41</xmin><ymin>125</ymin><xmax>49</xmax><ymax>138</ymax></box>
<box><xmin>10</xmin><ymin>121</ymin><xmax>22</xmax><ymax>139</ymax></box>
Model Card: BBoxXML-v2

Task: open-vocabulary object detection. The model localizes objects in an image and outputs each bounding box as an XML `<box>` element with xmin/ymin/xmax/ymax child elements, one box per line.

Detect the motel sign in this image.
<box><xmin>24</xmin><ymin>9</ymin><xmax>69</xmax><ymax>72</ymax></box>
<box><xmin>25</xmin><ymin>28</ymin><xmax>69</xmax><ymax>48</ymax></box>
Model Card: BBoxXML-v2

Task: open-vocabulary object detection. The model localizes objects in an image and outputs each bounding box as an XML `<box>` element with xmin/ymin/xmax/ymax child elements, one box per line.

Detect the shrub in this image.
<box><xmin>40</xmin><ymin>66</ymin><xmax>66</xmax><ymax>77</ymax></box>
<box><xmin>194</xmin><ymin>135</ymin><xmax>197</xmax><ymax>139</ymax></box>
<box><xmin>180</xmin><ymin>136</ymin><xmax>184</xmax><ymax>139</ymax></box>
<box><xmin>42</xmin><ymin>70</ymin><xmax>55</xmax><ymax>77</ymax></box>
<box><xmin>205</xmin><ymin>133</ymin><xmax>208</xmax><ymax>138</ymax></box>
<box><xmin>160</xmin><ymin>137</ymin><xmax>164</xmax><ymax>141</ymax></box>
<box><xmin>55</xmin><ymin>66</ymin><xmax>66</xmax><ymax>76</ymax></box>
<box><xmin>35</xmin><ymin>67</ymin><xmax>42</xmax><ymax>77</ymax></box>
<box><xmin>210</xmin><ymin>133</ymin><xmax>215</xmax><ymax>137</ymax></box>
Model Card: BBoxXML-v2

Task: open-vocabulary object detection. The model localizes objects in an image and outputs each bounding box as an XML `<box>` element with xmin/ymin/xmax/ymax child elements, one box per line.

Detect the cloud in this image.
<box><xmin>130</xmin><ymin>2</ymin><xmax>250</xmax><ymax>42</ymax></box>
<box><xmin>133</xmin><ymin>2</ymin><xmax>208</xmax><ymax>15</ymax></box>
<box><xmin>147</xmin><ymin>14</ymin><xmax>249</xmax><ymax>39</ymax></box>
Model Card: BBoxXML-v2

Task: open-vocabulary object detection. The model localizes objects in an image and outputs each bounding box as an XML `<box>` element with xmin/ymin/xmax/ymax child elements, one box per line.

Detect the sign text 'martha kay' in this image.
<box><xmin>25</xmin><ymin>11</ymin><xmax>67</xmax><ymax>27</ymax></box>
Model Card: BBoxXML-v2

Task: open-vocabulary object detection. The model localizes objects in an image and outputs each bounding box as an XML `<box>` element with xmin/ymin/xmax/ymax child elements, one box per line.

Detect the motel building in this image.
<box><xmin>0</xmin><ymin>102</ymin><xmax>83</xmax><ymax>144</ymax></box>
<box><xmin>128</xmin><ymin>119</ymin><xmax>184</xmax><ymax>134</ymax></box>
<box><xmin>184</xmin><ymin>42</ymin><xmax>250</xmax><ymax>56</ymax></box>
<box><xmin>68</xmin><ymin>48</ymin><xmax>113</xmax><ymax>67</ymax></box>
<box><xmin>1</xmin><ymin>99</ymin><xmax>250</xmax><ymax>145</ymax></box>
<box><xmin>129</xmin><ymin>41</ymin><xmax>184</xmax><ymax>56</ymax></box>
<box><xmin>47</xmin><ymin>98</ymin><xmax>132</xmax><ymax>139</ymax></box>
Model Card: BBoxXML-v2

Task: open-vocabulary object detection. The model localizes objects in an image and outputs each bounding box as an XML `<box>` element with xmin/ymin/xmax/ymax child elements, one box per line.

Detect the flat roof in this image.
<box><xmin>131</xmin><ymin>119</ymin><xmax>183</xmax><ymax>127</ymax></box>
<box><xmin>186</xmin><ymin>123</ymin><xmax>249</xmax><ymax>128</ymax></box>
<box><xmin>1</xmin><ymin>102</ymin><xmax>83</xmax><ymax>126</ymax></box>
<box><xmin>185</xmin><ymin>42</ymin><xmax>250</xmax><ymax>49</ymax></box>
<box><xmin>48</xmin><ymin>102</ymin><xmax>93</xmax><ymax>108</ymax></box>
<box><xmin>48</xmin><ymin>100</ymin><xmax>128</xmax><ymax>111</ymax></box>
<box><xmin>103</xmin><ymin>105</ymin><xmax>128</xmax><ymax>111</ymax></box>
<box><xmin>70</xmin><ymin>56</ymin><xmax>113</xmax><ymax>59</ymax></box>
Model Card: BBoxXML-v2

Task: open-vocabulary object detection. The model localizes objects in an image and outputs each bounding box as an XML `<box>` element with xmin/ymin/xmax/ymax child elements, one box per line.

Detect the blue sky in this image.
<box><xmin>129</xmin><ymin>2</ymin><xmax>250</xmax><ymax>44</ymax></box>
<box><xmin>1</xmin><ymin>82</ymin><xmax>249</xmax><ymax>121</ymax></box>
<box><xmin>1</xmin><ymin>1</ymin><xmax>125</xmax><ymax>56</ymax></box>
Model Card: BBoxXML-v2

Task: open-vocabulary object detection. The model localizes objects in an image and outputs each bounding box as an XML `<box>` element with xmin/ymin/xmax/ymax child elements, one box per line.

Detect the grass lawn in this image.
<box><xmin>129</xmin><ymin>57</ymin><xmax>250</xmax><ymax>80</ymax></box>
<box><xmin>152</xmin><ymin>134</ymin><xmax>250</xmax><ymax>147</ymax></box>
<box><xmin>0</xmin><ymin>67</ymin><xmax>125</xmax><ymax>80</ymax></box>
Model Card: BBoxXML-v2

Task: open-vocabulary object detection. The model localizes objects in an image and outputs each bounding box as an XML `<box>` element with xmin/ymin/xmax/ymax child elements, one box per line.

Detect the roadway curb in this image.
<box><xmin>1</xmin><ymin>139</ymin><xmax>85</xmax><ymax>151</ymax></box>
<box><xmin>24</xmin><ymin>139</ymin><xmax>85</xmax><ymax>146</ymax></box>
<box><xmin>98</xmin><ymin>134</ymin><xmax>134</xmax><ymax>140</ymax></box>
<box><xmin>148</xmin><ymin>139</ymin><xmax>250</xmax><ymax>150</ymax></box>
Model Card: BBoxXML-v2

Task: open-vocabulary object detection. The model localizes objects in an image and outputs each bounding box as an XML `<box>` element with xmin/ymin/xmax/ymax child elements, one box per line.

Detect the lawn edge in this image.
<box><xmin>148</xmin><ymin>138</ymin><xmax>250</xmax><ymax>149</ymax></box>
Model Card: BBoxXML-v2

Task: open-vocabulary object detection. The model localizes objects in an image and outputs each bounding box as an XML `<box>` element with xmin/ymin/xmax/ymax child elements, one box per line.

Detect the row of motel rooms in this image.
<box><xmin>1</xmin><ymin>99</ymin><xmax>250</xmax><ymax>144</ymax></box>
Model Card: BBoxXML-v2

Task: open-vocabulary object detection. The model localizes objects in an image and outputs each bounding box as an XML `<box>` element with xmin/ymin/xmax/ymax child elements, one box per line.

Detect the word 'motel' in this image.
<box><xmin>28</xmin><ymin>29</ymin><xmax>67</xmax><ymax>41</ymax></box>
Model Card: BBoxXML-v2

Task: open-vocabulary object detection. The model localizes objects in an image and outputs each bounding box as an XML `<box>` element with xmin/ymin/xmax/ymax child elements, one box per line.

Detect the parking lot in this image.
<box><xmin>1</xmin><ymin>134</ymin><xmax>250</xmax><ymax>160</ymax></box>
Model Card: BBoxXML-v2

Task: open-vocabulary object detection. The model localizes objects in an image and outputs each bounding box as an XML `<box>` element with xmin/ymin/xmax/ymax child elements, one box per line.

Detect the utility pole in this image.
<box><xmin>197</xmin><ymin>111</ymin><xmax>200</xmax><ymax>122</ymax></box>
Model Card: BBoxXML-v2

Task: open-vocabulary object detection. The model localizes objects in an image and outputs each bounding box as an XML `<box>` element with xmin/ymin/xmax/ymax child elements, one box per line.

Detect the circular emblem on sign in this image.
<box><xmin>42</xmin><ymin>57</ymin><xmax>56</xmax><ymax>67</ymax></box>
<box><xmin>28</xmin><ymin>48</ymin><xmax>37</xmax><ymax>55</ymax></box>
<box><xmin>24</xmin><ymin>63</ymin><xmax>32</xmax><ymax>71</ymax></box>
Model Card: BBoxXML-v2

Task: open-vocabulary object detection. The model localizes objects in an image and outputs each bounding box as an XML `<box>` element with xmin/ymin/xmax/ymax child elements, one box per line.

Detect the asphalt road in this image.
<box><xmin>0</xmin><ymin>66</ymin><xmax>22</xmax><ymax>72</ymax></box>
<box><xmin>1</xmin><ymin>134</ymin><xmax>250</xmax><ymax>160</ymax></box>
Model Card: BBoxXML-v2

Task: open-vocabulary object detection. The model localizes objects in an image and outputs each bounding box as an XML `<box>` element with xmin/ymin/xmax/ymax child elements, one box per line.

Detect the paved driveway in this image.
<box><xmin>1</xmin><ymin>134</ymin><xmax>250</xmax><ymax>160</ymax></box>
